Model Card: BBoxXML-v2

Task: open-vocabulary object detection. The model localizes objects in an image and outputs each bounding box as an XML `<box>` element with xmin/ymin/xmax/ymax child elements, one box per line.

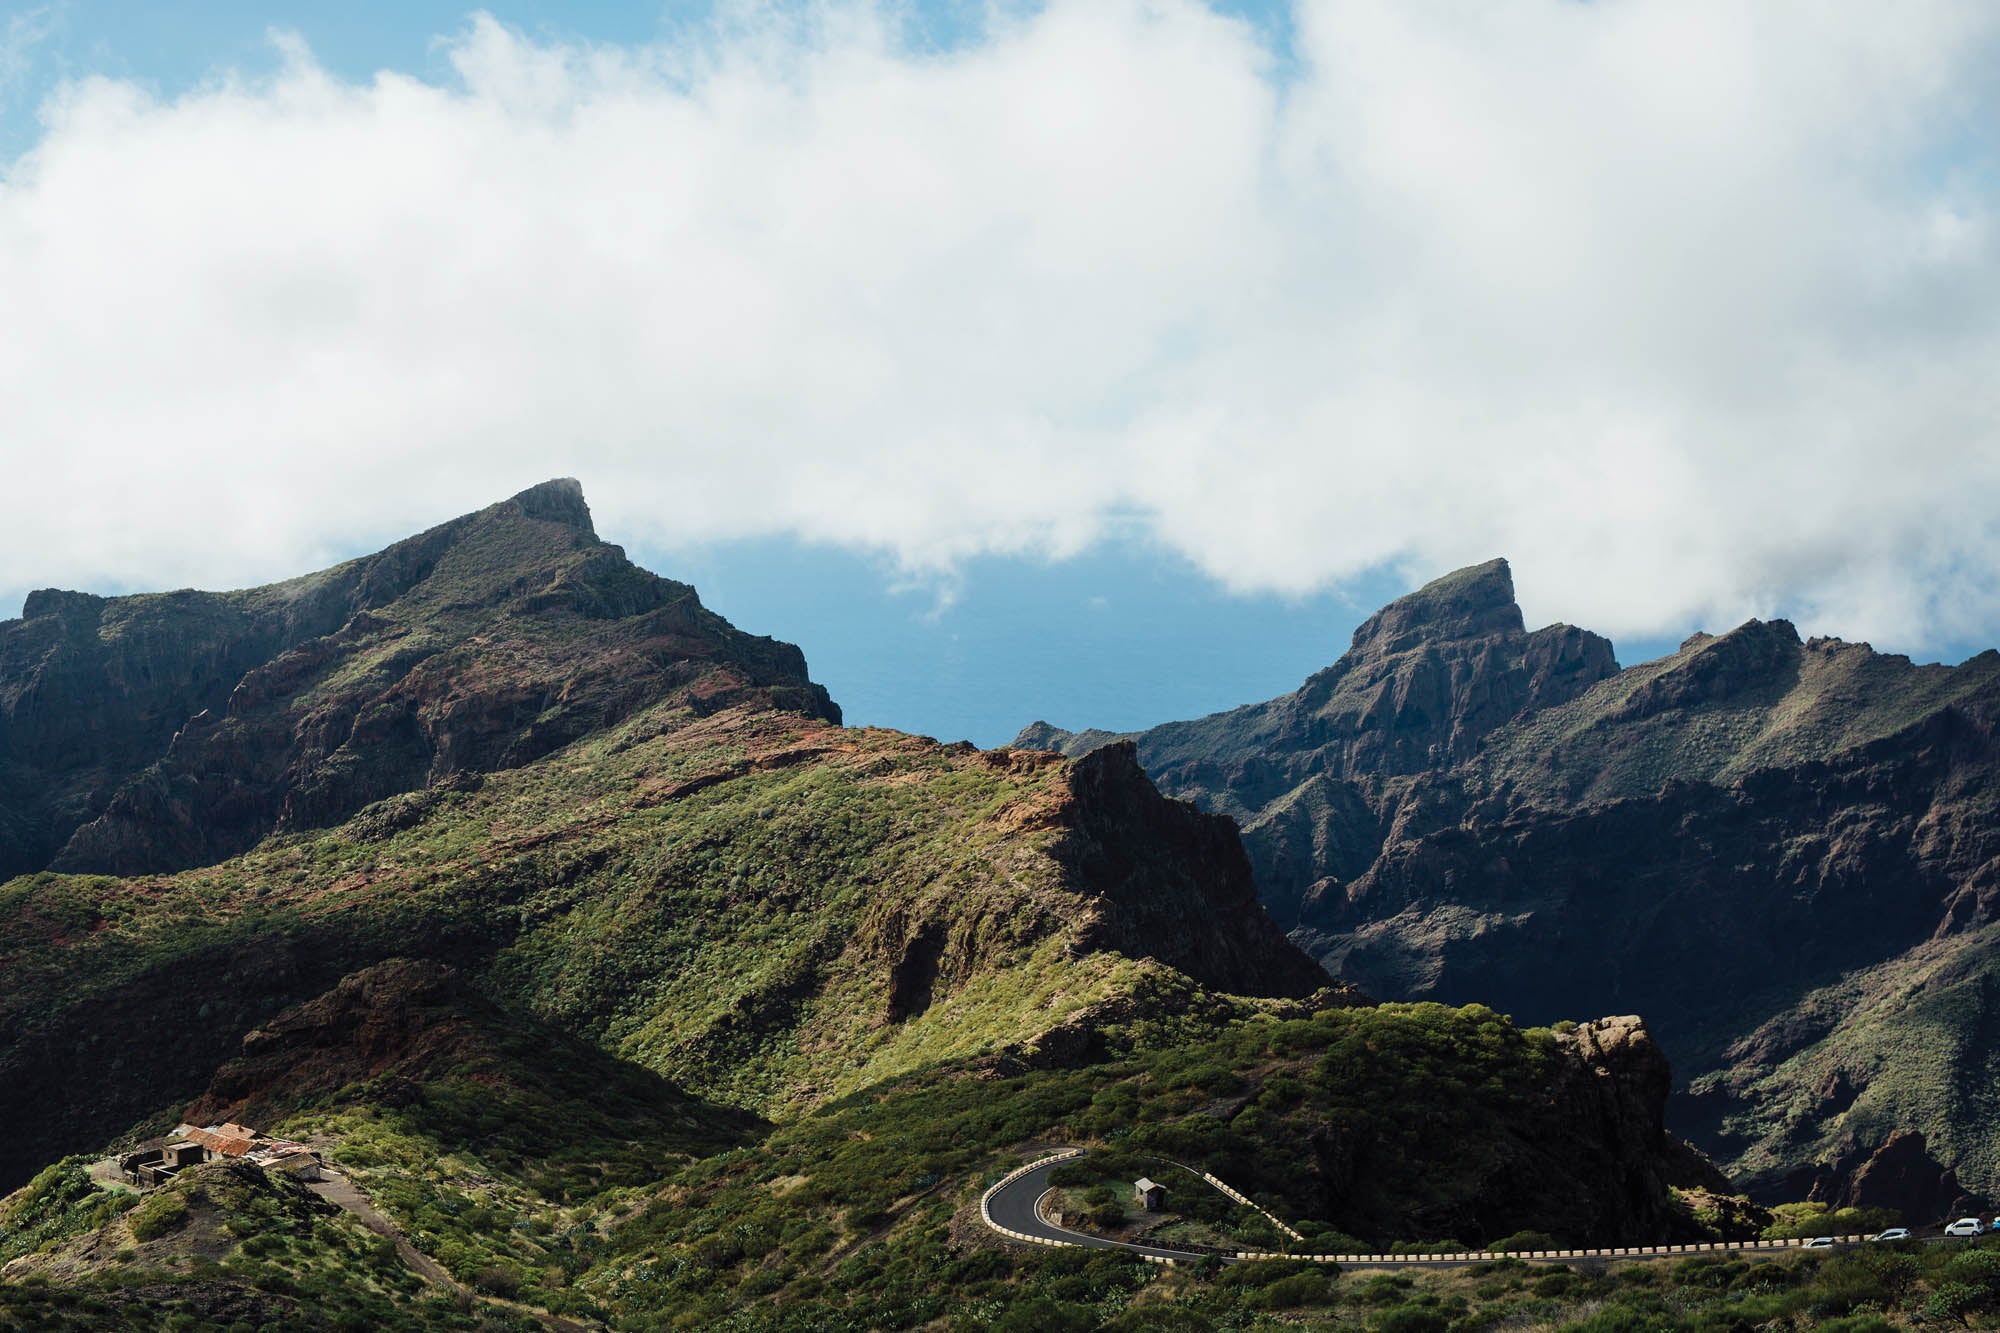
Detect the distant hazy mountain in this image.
<box><xmin>1020</xmin><ymin>558</ymin><xmax>2000</xmax><ymax>1210</ymax></box>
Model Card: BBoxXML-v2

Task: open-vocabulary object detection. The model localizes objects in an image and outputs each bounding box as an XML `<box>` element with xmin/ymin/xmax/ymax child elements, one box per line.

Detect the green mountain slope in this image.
<box><xmin>4</xmin><ymin>975</ymin><xmax>1733</xmax><ymax>1330</ymax></box>
<box><xmin>0</xmin><ymin>484</ymin><xmax>1339</xmax><ymax>1196</ymax></box>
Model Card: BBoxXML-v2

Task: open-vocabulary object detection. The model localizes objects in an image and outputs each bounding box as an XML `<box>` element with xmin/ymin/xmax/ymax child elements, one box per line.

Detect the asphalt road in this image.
<box><xmin>984</xmin><ymin>1153</ymin><xmax>1997</xmax><ymax>1269</ymax></box>
<box><xmin>985</xmin><ymin>1158</ymin><xmax>1225</xmax><ymax>1263</ymax></box>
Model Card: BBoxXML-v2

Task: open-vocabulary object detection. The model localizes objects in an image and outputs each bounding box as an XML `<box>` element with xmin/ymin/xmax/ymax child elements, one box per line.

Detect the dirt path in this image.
<box><xmin>309</xmin><ymin>1170</ymin><xmax>590</xmax><ymax>1332</ymax></box>
<box><xmin>308</xmin><ymin>1171</ymin><xmax>460</xmax><ymax>1292</ymax></box>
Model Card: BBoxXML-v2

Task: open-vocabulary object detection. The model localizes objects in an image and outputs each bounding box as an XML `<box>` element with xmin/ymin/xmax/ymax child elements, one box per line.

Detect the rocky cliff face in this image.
<box><xmin>0</xmin><ymin>480</ymin><xmax>838</xmax><ymax>878</ymax></box>
<box><xmin>1788</xmin><ymin>1130</ymin><xmax>1987</xmax><ymax>1224</ymax></box>
<box><xmin>1270</xmin><ymin>1007</ymin><xmax>1728</xmax><ymax>1247</ymax></box>
<box><xmin>1018</xmin><ymin>561</ymin><xmax>2000</xmax><ymax>1203</ymax></box>
<box><xmin>1543</xmin><ymin>1017</ymin><xmax>1733</xmax><ymax>1232</ymax></box>
<box><xmin>1052</xmin><ymin>742</ymin><xmax>1333</xmax><ymax>1000</ymax></box>
<box><xmin>1020</xmin><ymin>559</ymin><xmax>1619</xmax><ymax>917</ymax></box>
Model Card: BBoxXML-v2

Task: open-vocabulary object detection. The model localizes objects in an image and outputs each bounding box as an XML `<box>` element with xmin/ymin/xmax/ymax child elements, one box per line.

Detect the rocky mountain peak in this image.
<box><xmin>1</xmin><ymin>483</ymin><xmax>838</xmax><ymax>879</ymax></box>
<box><xmin>1284</xmin><ymin>558</ymin><xmax>1618</xmax><ymax>777</ymax></box>
<box><xmin>506</xmin><ymin>476</ymin><xmax>595</xmax><ymax>535</ymax></box>
<box><xmin>1346</xmin><ymin>557</ymin><xmax>1525</xmax><ymax>658</ymax></box>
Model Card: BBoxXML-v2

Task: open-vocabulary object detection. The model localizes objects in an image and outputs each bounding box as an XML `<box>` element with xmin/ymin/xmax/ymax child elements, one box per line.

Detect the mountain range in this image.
<box><xmin>0</xmin><ymin>486</ymin><xmax>1969</xmax><ymax>1329</ymax></box>
<box><xmin>1020</xmin><ymin>556</ymin><xmax>2000</xmax><ymax>1216</ymax></box>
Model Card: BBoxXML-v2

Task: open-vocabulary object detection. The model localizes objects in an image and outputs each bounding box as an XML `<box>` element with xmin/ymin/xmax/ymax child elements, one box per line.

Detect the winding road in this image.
<box><xmin>980</xmin><ymin>1150</ymin><xmax>1910</xmax><ymax>1269</ymax></box>
<box><xmin>984</xmin><ymin>1156</ymin><xmax>1219</xmax><ymax>1263</ymax></box>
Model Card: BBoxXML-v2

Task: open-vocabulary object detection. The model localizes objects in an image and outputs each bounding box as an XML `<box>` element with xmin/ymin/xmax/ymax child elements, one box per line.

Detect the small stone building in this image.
<box><xmin>116</xmin><ymin>1121</ymin><xmax>323</xmax><ymax>1190</ymax></box>
<box><xmin>1134</xmin><ymin>1177</ymin><xmax>1164</xmax><ymax>1212</ymax></box>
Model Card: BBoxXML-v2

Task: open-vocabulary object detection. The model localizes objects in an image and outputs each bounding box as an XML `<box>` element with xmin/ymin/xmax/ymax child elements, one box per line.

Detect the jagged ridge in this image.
<box><xmin>1019</xmin><ymin>559</ymin><xmax>2000</xmax><ymax>1202</ymax></box>
<box><xmin>0</xmin><ymin>479</ymin><xmax>838</xmax><ymax>878</ymax></box>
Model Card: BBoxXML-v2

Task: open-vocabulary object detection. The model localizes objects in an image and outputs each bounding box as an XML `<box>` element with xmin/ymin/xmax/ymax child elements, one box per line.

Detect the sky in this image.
<box><xmin>1</xmin><ymin>1</ymin><xmax>1997</xmax><ymax>745</ymax></box>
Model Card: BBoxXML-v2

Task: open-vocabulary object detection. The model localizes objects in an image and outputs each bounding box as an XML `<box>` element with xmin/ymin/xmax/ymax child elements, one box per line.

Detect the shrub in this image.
<box><xmin>1103</xmin><ymin>1308</ymin><xmax>1218</xmax><ymax>1331</ymax></box>
<box><xmin>1925</xmin><ymin>1280</ymin><xmax>1989</xmax><ymax>1327</ymax></box>
<box><xmin>1491</xmin><ymin>1230</ymin><xmax>1558</xmax><ymax>1253</ymax></box>
<box><xmin>1374</xmin><ymin>1303</ymin><xmax>1449</xmax><ymax>1333</ymax></box>
<box><xmin>129</xmin><ymin>1192</ymin><xmax>190</xmax><ymax>1243</ymax></box>
<box><xmin>1358</xmin><ymin>1274</ymin><xmax>1416</xmax><ymax>1306</ymax></box>
<box><xmin>985</xmin><ymin>1297</ymin><xmax>1100</xmax><ymax>1333</ymax></box>
<box><xmin>1561</xmin><ymin>1308</ymin><xmax>1661</xmax><ymax>1333</ymax></box>
<box><xmin>1760</xmin><ymin>1204</ymin><xmax>1899</xmax><ymax>1241</ymax></box>
<box><xmin>1257</xmin><ymin>1270</ymin><xmax>1334</xmax><ymax>1308</ymax></box>
<box><xmin>1816</xmin><ymin>1318</ymin><xmax>1894</xmax><ymax>1333</ymax></box>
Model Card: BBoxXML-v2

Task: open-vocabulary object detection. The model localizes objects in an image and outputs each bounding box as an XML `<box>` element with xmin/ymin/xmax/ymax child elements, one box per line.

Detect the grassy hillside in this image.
<box><xmin>1</xmin><ymin>994</ymin><xmax>1744</xmax><ymax>1330</ymax></box>
<box><xmin>0</xmin><ymin>693</ymin><xmax>1333</xmax><ymax>1192</ymax></box>
<box><xmin>0</xmin><ymin>1157</ymin><xmax>520</xmax><ymax>1331</ymax></box>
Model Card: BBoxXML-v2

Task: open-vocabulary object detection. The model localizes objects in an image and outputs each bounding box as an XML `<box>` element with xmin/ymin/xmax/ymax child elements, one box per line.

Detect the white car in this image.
<box><xmin>1802</xmin><ymin>1237</ymin><xmax>1836</xmax><ymax>1249</ymax></box>
<box><xmin>1870</xmin><ymin>1228</ymin><xmax>1913</xmax><ymax>1242</ymax></box>
<box><xmin>1946</xmin><ymin>1218</ymin><xmax>1985</xmax><ymax>1237</ymax></box>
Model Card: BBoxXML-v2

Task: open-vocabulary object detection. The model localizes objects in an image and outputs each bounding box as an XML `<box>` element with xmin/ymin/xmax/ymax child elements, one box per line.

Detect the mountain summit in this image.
<box><xmin>1019</xmin><ymin>558</ymin><xmax>1619</xmax><ymax>824</ymax></box>
<box><xmin>0</xmin><ymin>480</ymin><xmax>837</xmax><ymax>878</ymax></box>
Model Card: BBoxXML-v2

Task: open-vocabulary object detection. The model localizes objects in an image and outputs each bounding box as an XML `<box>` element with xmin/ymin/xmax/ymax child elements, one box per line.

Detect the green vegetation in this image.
<box><xmin>1046</xmin><ymin>1152</ymin><xmax>1277</xmax><ymax>1250</ymax></box>
<box><xmin>10</xmin><ymin>521</ymin><xmax>1935</xmax><ymax>1328</ymax></box>
<box><xmin>1</xmin><ymin>1160</ymin><xmax>532</xmax><ymax>1331</ymax></box>
<box><xmin>0</xmin><ymin>691</ymin><xmax>1308</xmax><ymax>1192</ymax></box>
<box><xmin>0</xmin><ymin>995</ymin><xmax>1745</xmax><ymax>1328</ymax></box>
<box><xmin>0</xmin><ymin>1160</ymin><xmax>134</xmax><ymax>1264</ymax></box>
<box><xmin>10</xmin><ymin>1231</ymin><xmax>1989</xmax><ymax>1333</ymax></box>
<box><xmin>1762</xmin><ymin>1202</ymin><xmax>1903</xmax><ymax>1241</ymax></box>
<box><xmin>126</xmin><ymin>1191</ymin><xmax>189</xmax><ymax>1242</ymax></box>
<box><xmin>248</xmin><ymin>1002</ymin><xmax>1702</xmax><ymax>1328</ymax></box>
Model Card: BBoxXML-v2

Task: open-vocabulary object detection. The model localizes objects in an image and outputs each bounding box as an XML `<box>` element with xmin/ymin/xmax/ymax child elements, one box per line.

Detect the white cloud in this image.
<box><xmin>1</xmin><ymin>0</ymin><xmax>1997</xmax><ymax>649</ymax></box>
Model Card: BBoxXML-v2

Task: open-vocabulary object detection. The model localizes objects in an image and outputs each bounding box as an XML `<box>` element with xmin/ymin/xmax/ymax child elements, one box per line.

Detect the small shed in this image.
<box><xmin>264</xmin><ymin>1150</ymin><xmax>321</xmax><ymax>1183</ymax></box>
<box><xmin>1134</xmin><ymin>1177</ymin><xmax>1165</xmax><ymax>1213</ymax></box>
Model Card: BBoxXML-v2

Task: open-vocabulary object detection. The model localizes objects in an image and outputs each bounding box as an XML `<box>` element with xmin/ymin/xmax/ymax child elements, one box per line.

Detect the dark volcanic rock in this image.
<box><xmin>1055</xmin><ymin>741</ymin><xmax>1334</xmax><ymax>1000</ymax></box>
<box><xmin>1531</xmin><ymin>1016</ymin><xmax>1733</xmax><ymax>1240</ymax></box>
<box><xmin>1021</xmin><ymin>559</ymin><xmax>1617</xmax><ymax>802</ymax></box>
<box><xmin>1793</xmin><ymin>1130</ymin><xmax>1988</xmax><ymax>1224</ymax></box>
<box><xmin>0</xmin><ymin>480</ymin><xmax>838</xmax><ymax>878</ymax></box>
<box><xmin>1017</xmin><ymin>558</ymin><xmax>1619</xmax><ymax>925</ymax></box>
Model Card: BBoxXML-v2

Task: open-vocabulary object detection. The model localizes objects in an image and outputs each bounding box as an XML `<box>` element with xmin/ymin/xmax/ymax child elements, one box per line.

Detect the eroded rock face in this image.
<box><xmin>1016</xmin><ymin>559</ymin><xmax>1619</xmax><ymax>922</ymax></box>
<box><xmin>0</xmin><ymin>480</ymin><xmax>839</xmax><ymax>878</ymax></box>
<box><xmin>1549</xmin><ymin>1017</ymin><xmax>1732</xmax><ymax>1218</ymax></box>
<box><xmin>1311</xmin><ymin>1012</ymin><xmax>1733</xmax><ymax>1246</ymax></box>
<box><xmin>184</xmin><ymin>959</ymin><xmax>475</xmax><ymax>1128</ymax></box>
<box><xmin>1055</xmin><ymin>742</ymin><xmax>1335</xmax><ymax>1001</ymax></box>
<box><xmin>857</xmin><ymin>740</ymin><xmax>1342</xmax><ymax>1034</ymax></box>
<box><xmin>1793</xmin><ymin>1130</ymin><xmax>1989</xmax><ymax>1224</ymax></box>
